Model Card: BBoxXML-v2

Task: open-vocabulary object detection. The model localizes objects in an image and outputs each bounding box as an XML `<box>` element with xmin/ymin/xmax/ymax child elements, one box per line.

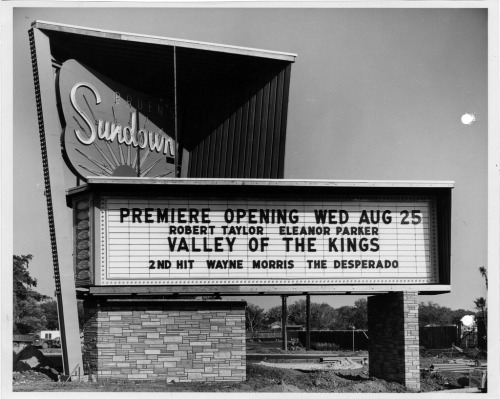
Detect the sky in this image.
<box><xmin>7</xmin><ymin>5</ymin><xmax>492</xmax><ymax>312</ymax></box>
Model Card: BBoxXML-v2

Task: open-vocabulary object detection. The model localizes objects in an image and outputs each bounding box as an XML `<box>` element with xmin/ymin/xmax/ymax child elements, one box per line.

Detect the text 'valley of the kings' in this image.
<box><xmin>70</xmin><ymin>82</ymin><xmax>175</xmax><ymax>156</ymax></box>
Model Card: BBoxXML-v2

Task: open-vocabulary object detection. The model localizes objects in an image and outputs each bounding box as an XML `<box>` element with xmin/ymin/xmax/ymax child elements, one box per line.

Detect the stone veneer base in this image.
<box><xmin>82</xmin><ymin>299</ymin><xmax>246</xmax><ymax>382</ymax></box>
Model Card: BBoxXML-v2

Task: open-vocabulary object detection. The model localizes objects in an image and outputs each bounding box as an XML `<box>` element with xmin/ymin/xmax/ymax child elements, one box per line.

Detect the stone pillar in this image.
<box><xmin>368</xmin><ymin>292</ymin><xmax>420</xmax><ymax>391</ymax></box>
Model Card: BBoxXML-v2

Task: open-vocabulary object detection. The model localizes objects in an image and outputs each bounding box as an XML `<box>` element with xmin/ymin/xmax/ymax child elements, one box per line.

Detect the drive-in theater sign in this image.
<box><xmin>30</xmin><ymin>20</ymin><xmax>451</xmax><ymax>390</ymax></box>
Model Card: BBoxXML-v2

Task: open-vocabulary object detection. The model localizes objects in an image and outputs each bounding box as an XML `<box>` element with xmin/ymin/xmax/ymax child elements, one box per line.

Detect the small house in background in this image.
<box><xmin>269</xmin><ymin>322</ymin><xmax>304</xmax><ymax>331</ymax></box>
<box><xmin>39</xmin><ymin>330</ymin><xmax>61</xmax><ymax>340</ymax></box>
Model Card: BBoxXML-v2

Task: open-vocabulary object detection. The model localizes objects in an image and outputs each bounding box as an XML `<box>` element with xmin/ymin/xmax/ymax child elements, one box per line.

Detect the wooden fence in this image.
<box><xmin>297</xmin><ymin>330</ymin><xmax>369</xmax><ymax>350</ymax></box>
<box><xmin>419</xmin><ymin>326</ymin><xmax>459</xmax><ymax>349</ymax></box>
<box><xmin>247</xmin><ymin>330</ymin><xmax>369</xmax><ymax>350</ymax></box>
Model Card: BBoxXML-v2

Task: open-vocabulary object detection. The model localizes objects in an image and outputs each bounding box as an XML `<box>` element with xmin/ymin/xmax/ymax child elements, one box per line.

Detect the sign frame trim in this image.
<box><xmin>99</xmin><ymin>193</ymin><xmax>440</xmax><ymax>287</ymax></box>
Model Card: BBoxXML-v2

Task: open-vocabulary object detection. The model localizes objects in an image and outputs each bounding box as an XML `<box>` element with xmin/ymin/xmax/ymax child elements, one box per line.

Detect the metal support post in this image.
<box><xmin>281</xmin><ymin>295</ymin><xmax>288</xmax><ymax>351</ymax></box>
<box><xmin>306</xmin><ymin>294</ymin><xmax>311</xmax><ymax>350</ymax></box>
<box><xmin>29</xmin><ymin>27</ymin><xmax>83</xmax><ymax>377</ymax></box>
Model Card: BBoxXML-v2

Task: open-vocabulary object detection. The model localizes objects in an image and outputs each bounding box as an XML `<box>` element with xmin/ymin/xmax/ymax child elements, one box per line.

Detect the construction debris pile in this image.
<box><xmin>13</xmin><ymin>345</ymin><xmax>61</xmax><ymax>383</ymax></box>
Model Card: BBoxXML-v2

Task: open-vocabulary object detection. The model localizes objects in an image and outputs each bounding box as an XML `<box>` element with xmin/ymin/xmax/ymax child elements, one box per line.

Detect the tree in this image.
<box><xmin>15</xmin><ymin>297</ymin><xmax>48</xmax><ymax>334</ymax></box>
<box><xmin>287</xmin><ymin>300</ymin><xmax>309</xmax><ymax>327</ymax></box>
<box><xmin>475</xmin><ymin>266</ymin><xmax>487</xmax><ymax>321</ymax></box>
<box><xmin>14</xmin><ymin>255</ymin><xmax>42</xmax><ymax>301</ymax></box>
<box><xmin>262</xmin><ymin>300</ymin><xmax>366</xmax><ymax>331</ymax></box>
<box><xmin>474</xmin><ymin>297</ymin><xmax>487</xmax><ymax>321</ymax></box>
<box><xmin>13</xmin><ymin>255</ymin><xmax>51</xmax><ymax>334</ymax></box>
<box><xmin>333</xmin><ymin>306</ymin><xmax>359</xmax><ymax>330</ymax></box>
<box><xmin>40</xmin><ymin>300</ymin><xmax>59</xmax><ymax>330</ymax></box>
<box><xmin>287</xmin><ymin>300</ymin><xmax>308</xmax><ymax>326</ymax></box>
<box><xmin>474</xmin><ymin>266</ymin><xmax>487</xmax><ymax>348</ymax></box>
<box><xmin>263</xmin><ymin>300</ymin><xmax>338</xmax><ymax>330</ymax></box>
<box><xmin>449</xmin><ymin>308</ymin><xmax>472</xmax><ymax>325</ymax></box>
<box><xmin>313</xmin><ymin>303</ymin><xmax>337</xmax><ymax>330</ymax></box>
<box><xmin>306</xmin><ymin>302</ymin><xmax>337</xmax><ymax>330</ymax></box>
<box><xmin>479</xmin><ymin>266</ymin><xmax>488</xmax><ymax>289</ymax></box>
<box><xmin>351</xmin><ymin>298</ymin><xmax>368</xmax><ymax>329</ymax></box>
<box><xmin>246</xmin><ymin>303</ymin><xmax>265</xmax><ymax>335</ymax></box>
<box><xmin>264</xmin><ymin>305</ymin><xmax>282</xmax><ymax>327</ymax></box>
<box><xmin>419</xmin><ymin>301</ymin><xmax>477</xmax><ymax>329</ymax></box>
<box><xmin>419</xmin><ymin>301</ymin><xmax>455</xmax><ymax>327</ymax></box>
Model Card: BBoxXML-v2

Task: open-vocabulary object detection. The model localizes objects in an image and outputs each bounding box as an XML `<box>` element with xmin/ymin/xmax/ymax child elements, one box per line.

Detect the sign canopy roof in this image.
<box><xmin>32</xmin><ymin>20</ymin><xmax>296</xmax><ymax>101</ymax></box>
<box><xmin>33</xmin><ymin>20</ymin><xmax>297</xmax><ymax>61</ymax></box>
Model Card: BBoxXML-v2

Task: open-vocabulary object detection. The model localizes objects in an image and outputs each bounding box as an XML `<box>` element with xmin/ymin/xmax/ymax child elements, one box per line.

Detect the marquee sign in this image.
<box><xmin>58</xmin><ymin>60</ymin><xmax>176</xmax><ymax>180</ymax></box>
<box><xmin>97</xmin><ymin>195</ymin><xmax>439</xmax><ymax>286</ymax></box>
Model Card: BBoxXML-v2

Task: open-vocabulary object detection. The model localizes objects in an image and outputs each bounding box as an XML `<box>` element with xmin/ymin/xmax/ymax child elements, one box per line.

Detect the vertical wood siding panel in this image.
<box><xmin>201</xmin><ymin>135</ymin><xmax>211</xmax><ymax>178</ymax></box>
<box><xmin>213</xmin><ymin>124</ymin><xmax>223</xmax><ymax>177</ymax></box>
<box><xmin>194</xmin><ymin>138</ymin><xmax>201</xmax><ymax>177</ymax></box>
<box><xmin>257</xmin><ymin>80</ymin><xmax>271</xmax><ymax>177</ymax></box>
<box><xmin>186</xmin><ymin>149</ymin><xmax>192</xmax><ymax>177</ymax></box>
<box><xmin>187</xmin><ymin>62</ymin><xmax>292</xmax><ymax>179</ymax></box>
<box><xmin>205</xmin><ymin>108</ymin><xmax>215</xmax><ymax>177</ymax></box>
<box><xmin>232</xmin><ymin>106</ymin><xmax>243</xmax><ymax>178</ymax></box>
<box><xmin>250</xmin><ymin>84</ymin><xmax>264</xmax><ymax>177</ymax></box>
<box><xmin>208</xmin><ymin>125</ymin><xmax>217</xmax><ymax>178</ymax></box>
<box><xmin>189</xmin><ymin>144</ymin><xmax>199</xmax><ymax>178</ymax></box>
<box><xmin>185</xmin><ymin>107</ymin><xmax>196</xmax><ymax>177</ymax></box>
<box><xmin>271</xmin><ymin>69</ymin><xmax>285</xmax><ymax>178</ymax></box>
<box><xmin>219</xmin><ymin>118</ymin><xmax>230</xmax><ymax>177</ymax></box>
<box><xmin>195</xmin><ymin>136</ymin><xmax>205</xmax><ymax>177</ymax></box>
<box><xmin>196</xmin><ymin>140</ymin><xmax>204</xmax><ymax>177</ymax></box>
<box><xmin>237</xmin><ymin>100</ymin><xmax>250</xmax><ymax>177</ymax></box>
<box><xmin>216</xmin><ymin>89</ymin><xmax>230</xmax><ymax>177</ymax></box>
<box><xmin>277</xmin><ymin>65</ymin><xmax>292</xmax><ymax>178</ymax></box>
<box><xmin>244</xmin><ymin>95</ymin><xmax>257</xmax><ymax>178</ymax></box>
<box><xmin>225</xmin><ymin>112</ymin><xmax>236</xmax><ymax>177</ymax></box>
<box><xmin>264</xmin><ymin>75</ymin><xmax>278</xmax><ymax>178</ymax></box>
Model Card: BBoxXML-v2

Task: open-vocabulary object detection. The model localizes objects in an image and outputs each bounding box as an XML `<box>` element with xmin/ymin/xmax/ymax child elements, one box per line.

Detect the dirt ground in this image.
<box><xmin>12</xmin><ymin>343</ymin><xmax>486</xmax><ymax>393</ymax></box>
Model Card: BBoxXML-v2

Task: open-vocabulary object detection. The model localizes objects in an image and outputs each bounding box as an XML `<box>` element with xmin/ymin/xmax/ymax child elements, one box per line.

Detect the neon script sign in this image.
<box><xmin>58</xmin><ymin>60</ymin><xmax>176</xmax><ymax>180</ymax></box>
<box><xmin>70</xmin><ymin>82</ymin><xmax>174</xmax><ymax>156</ymax></box>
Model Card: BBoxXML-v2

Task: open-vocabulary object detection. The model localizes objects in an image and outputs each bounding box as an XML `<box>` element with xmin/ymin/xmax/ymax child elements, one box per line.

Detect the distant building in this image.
<box><xmin>39</xmin><ymin>330</ymin><xmax>60</xmax><ymax>340</ymax></box>
<box><xmin>269</xmin><ymin>322</ymin><xmax>304</xmax><ymax>331</ymax></box>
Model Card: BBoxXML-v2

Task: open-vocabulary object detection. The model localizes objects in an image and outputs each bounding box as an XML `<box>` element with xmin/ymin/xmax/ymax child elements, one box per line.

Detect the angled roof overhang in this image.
<box><xmin>32</xmin><ymin>20</ymin><xmax>296</xmax><ymax>99</ymax></box>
